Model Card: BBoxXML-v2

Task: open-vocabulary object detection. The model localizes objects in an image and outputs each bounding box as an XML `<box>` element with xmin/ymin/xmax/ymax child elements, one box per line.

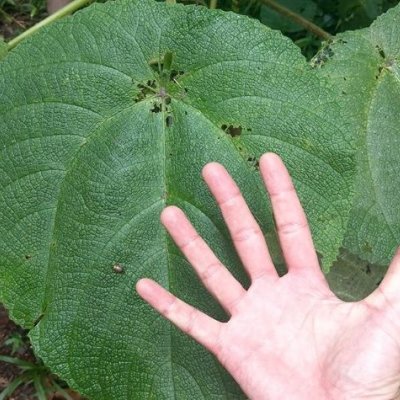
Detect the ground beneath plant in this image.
<box><xmin>0</xmin><ymin>304</ymin><xmax>84</xmax><ymax>400</ymax></box>
<box><xmin>0</xmin><ymin>9</ymin><xmax>47</xmax><ymax>41</ymax></box>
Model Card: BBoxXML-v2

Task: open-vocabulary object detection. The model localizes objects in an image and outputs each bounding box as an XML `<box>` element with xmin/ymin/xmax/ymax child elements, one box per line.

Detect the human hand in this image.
<box><xmin>136</xmin><ymin>153</ymin><xmax>400</xmax><ymax>400</ymax></box>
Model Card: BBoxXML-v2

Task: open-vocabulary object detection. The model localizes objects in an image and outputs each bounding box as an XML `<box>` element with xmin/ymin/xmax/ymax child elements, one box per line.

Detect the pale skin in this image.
<box><xmin>136</xmin><ymin>153</ymin><xmax>400</xmax><ymax>400</ymax></box>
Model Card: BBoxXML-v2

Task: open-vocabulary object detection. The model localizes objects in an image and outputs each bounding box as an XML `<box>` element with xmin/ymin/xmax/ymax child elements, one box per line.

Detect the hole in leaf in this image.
<box><xmin>247</xmin><ymin>156</ymin><xmax>259</xmax><ymax>170</ymax></box>
<box><xmin>136</xmin><ymin>80</ymin><xmax>157</xmax><ymax>102</ymax></box>
<box><xmin>151</xmin><ymin>103</ymin><xmax>162</xmax><ymax>113</ymax></box>
<box><xmin>311</xmin><ymin>46</ymin><xmax>334</xmax><ymax>68</ymax></box>
<box><xmin>33</xmin><ymin>313</ymin><xmax>45</xmax><ymax>327</ymax></box>
<box><xmin>166</xmin><ymin>115</ymin><xmax>173</xmax><ymax>127</ymax></box>
<box><xmin>222</xmin><ymin>124</ymin><xmax>242</xmax><ymax>137</ymax></box>
<box><xmin>170</xmin><ymin>70</ymin><xmax>185</xmax><ymax>81</ymax></box>
<box><xmin>150</xmin><ymin>59</ymin><xmax>161</xmax><ymax>74</ymax></box>
<box><xmin>376</xmin><ymin>45</ymin><xmax>386</xmax><ymax>59</ymax></box>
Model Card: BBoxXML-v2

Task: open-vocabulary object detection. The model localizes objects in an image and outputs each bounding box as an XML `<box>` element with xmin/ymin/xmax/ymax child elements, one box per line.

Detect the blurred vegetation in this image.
<box><xmin>1</xmin><ymin>0</ymin><xmax>399</xmax><ymax>58</ymax></box>
<box><xmin>216</xmin><ymin>0</ymin><xmax>400</xmax><ymax>58</ymax></box>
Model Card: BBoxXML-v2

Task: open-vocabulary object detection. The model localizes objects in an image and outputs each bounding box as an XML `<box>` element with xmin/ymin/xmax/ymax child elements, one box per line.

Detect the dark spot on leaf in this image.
<box><xmin>311</xmin><ymin>46</ymin><xmax>334</xmax><ymax>68</ymax></box>
<box><xmin>149</xmin><ymin>59</ymin><xmax>161</xmax><ymax>73</ymax></box>
<box><xmin>151</xmin><ymin>103</ymin><xmax>162</xmax><ymax>113</ymax></box>
<box><xmin>166</xmin><ymin>115</ymin><xmax>173</xmax><ymax>127</ymax></box>
<box><xmin>184</xmin><ymin>87</ymin><xmax>189</xmax><ymax>93</ymax></box>
<box><xmin>25</xmin><ymin>254</ymin><xmax>31</xmax><ymax>260</ymax></box>
<box><xmin>365</xmin><ymin>264</ymin><xmax>371</xmax><ymax>275</ymax></box>
<box><xmin>165</xmin><ymin>97</ymin><xmax>171</xmax><ymax>105</ymax></box>
<box><xmin>136</xmin><ymin>80</ymin><xmax>157</xmax><ymax>102</ymax></box>
<box><xmin>170</xmin><ymin>70</ymin><xmax>185</xmax><ymax>81</ymax></box>
<box><xmin>247</xmin><ymin>128</ymin><xmax>252</xmax><ymax>132</ymax></box>
<box><xmin>184</xmin><ymin>110</ymin><xmax>188</xmax><ymax>115</ymax></box>
<box><xmin>342</xmin><ymin>91</ymin><xmax>346</xmax><ymax>95</ymax></box>
<box><xmin>376</xmin><ymin>45</ymin><xmax>385</xmax><ymax>59</ymax></box>
<box><xmin>33</xmin><ymin>313</ymin><xmax>45</xmax><ymax>327</ymax></box>
<box><xmin>247</xmin><ymin>156</ymin><xmax>259</xmax><ymax>170</ymax></box>
<box><xmin>147</xmin><ymin>80</ymin><xmax>156</xmax><ymax>88</ymax></box>
<box><xmin>222</xmin><ymin>124</ymin><xmax>242</xmax><ymax>137</ymax></box>
<box><xmin>112</xmin><ymin>263</ymin><xmax>124</xmax><ymax>274</ymax></box>
<box><xmin>343</xmin><ymin>77</ymin><xmax>347</xmax><ymax>81</ymax></box>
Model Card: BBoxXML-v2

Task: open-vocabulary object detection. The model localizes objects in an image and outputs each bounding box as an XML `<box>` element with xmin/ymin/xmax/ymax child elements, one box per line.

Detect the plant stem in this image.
<box><xmin>209</xmin><ymin>0</ymin><xmax>218</xmax><ymax>9</ymax></box>
<box><xmin>259</xmin><ymin>0</ymin><xmax>331</xmax><ymax>40</ymax></box>
<box><xmin>7</xmin><ymin>0</ymin><xmax>90</xmax><ymax>50</ymax></box>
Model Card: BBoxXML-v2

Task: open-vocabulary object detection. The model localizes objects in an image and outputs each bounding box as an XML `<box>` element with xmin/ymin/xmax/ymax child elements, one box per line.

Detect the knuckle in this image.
<box><xmin>180</xmin><ymin>234</ymin><xmax>201</xmax><ymax>250</ymax></box>
<box><xmin>185</xmin><ymin>308</ymin><xmax>199</xmax><ymax>335</ymax></box>
<box><xmin>162</xmin><ymin>297</ymin><xmax>178</xmax><ymax>318</ymax></box>
<box><xmin>277</xmin><ymin>220</ymin><xmax>308</xmax><ymax>235</ymax></box>
<box><xmin>269</xmin><ymin>185</ymin><xmax>295</xmax><ymax>198</ymax></box>
<box><xmin>217</xmin><ymin>191</ymin><xmax>241</xmax><ymax>208</ymax></box>
<box><xmin>199</xmin><ymin>262</ymin><xmax>223</xmax><ymax>283</ymax></box>
<box><xmin>232</xmin><ymin>226</ymin><xmax>262</xmax><ymax>242</ymax></box>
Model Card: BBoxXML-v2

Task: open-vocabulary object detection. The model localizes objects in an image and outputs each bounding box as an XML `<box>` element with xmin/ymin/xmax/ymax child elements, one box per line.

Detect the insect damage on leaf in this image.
<box><xmin>165</xmin><ymin>115</ymin><xmax>173</xmax><ymax>127</ymax></box>
<box><xmin>221</xmin><ymin>124</ymin><xmax>242</xmax><ymax>137</ymax></box>
<box><xmin>150</xmin><ymin>102</ymin><xmax>162</xmax><ymax>113</ymax></box>
<box><xmin>310</xmin><ymin>45</ymin><xmax>334</xmax><ymax>68</ymax></box>
<box><xmin>247</xmin><ymin>156</ymin><xmax>260</xmax><ymax>170</ymax></box>
<box><xmin>376</xmin><ymin>45</ymin><xmax>386</xmax><ymax>59</ymax></box>
<box><xmin>135</xmin><ymin>80</ymin><xmax>157</xmax><ymax>102</ymax></box>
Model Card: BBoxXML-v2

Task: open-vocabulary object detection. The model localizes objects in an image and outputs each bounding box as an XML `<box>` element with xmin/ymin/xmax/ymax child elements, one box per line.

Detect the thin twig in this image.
<box><xmin>7</xmin><ymin>0</ymin><xmax>90</xmax><ymax>50</ymax></box>
<box><xmin>209</xmin><ymin>0</ymin><xmax>218</xmax><ymax>9</ymax></box>
<box><xmin>259</xmin><ymin>0</ymin><xmax>331</xmax><ymax>40</ymax></box>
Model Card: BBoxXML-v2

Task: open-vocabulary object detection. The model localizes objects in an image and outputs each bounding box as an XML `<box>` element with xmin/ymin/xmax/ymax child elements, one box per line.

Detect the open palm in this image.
<box><xmin>137</xmin><ymin>153</ymin><xmax>400</xmax><ymax>400</ymax></box>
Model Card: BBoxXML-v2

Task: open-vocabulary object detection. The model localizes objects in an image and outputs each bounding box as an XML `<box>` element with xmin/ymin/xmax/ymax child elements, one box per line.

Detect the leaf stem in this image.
<box><xmin>209</xmin><ymin>0</ymin><xmax>218</xmax><ymax>9</ymax></box>
<box><xmin>259</xmin><ymin>0</ymin><xmax>331</xmax><ymax>40</ymax></box>
<box><xmin>7</xmin><ymin>0</ymin><xmax>90</xmax><ymax>50</ymax></box>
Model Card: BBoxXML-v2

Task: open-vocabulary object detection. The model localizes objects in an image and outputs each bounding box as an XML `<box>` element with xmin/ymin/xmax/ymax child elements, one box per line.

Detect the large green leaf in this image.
<box><xmin>4</xmin><ymin>0</ymin><xmax>399</xmax><ymax>398</ymax></box>
<box><xmin>315</xmin><ymin>5</ymin><xmax>400</xmax><ymax>269</ymax></box>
